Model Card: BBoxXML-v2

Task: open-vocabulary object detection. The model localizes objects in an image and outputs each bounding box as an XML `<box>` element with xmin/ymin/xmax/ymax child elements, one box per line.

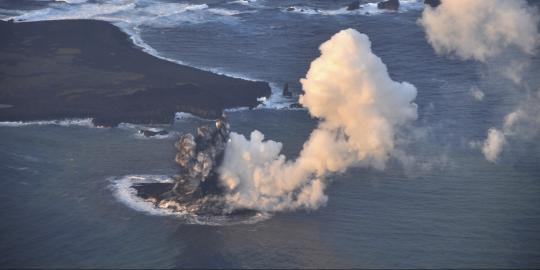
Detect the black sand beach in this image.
<box><xmin>0</xmin><ymin>19</ymin><xmax>271</xmax><ymax>126</ymax></box>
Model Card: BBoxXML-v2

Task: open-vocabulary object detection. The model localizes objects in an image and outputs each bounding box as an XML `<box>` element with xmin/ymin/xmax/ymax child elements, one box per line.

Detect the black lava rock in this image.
<box><xmin>347</xmin><ymin>0</ymin><xmax>361</xmax><ymax>11</ymax></box>
<box><xmin>282</xmin><ymin>82</ymin><xmax>292</xmax><ymax>97</ymax></box>
<box><xmin>377</xmin><ymin>0</ymin><xmax>400</xmax><ymax>11</ymax></box>
<box><xmin>138</xmin><ymin>129</ymin><xmax>169</xmax><ymax>137</ymax></box>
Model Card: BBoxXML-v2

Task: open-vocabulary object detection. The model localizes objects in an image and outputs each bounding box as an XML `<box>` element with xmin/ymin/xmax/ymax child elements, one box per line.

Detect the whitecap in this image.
<box><xmin>255</xmin><ymin>82</ymin><xmax>298</xmax><ymax>110</ymax></box>
<box><xmin>0</xmin><ymin>118</ymin><xmax>96</xmax><ymax>128</ymax></box>
<box><xmin>228</xmin><ymin>0</ymin><xmax>258</xmax><ymax>7</ymax></box>
<box><xmin>282</xmin><ymin>1</ymin><xmax>423</xmax><ymax>16</ymax></box>
<box><xmin>174</xmin><ymin>112</ymin><xmax>213</xmax><ymax>122</ymax></box>
<box><xmin>224</xmin><ymin>106</ymin><xmax>250</xmax><ymax>113</ymax></box>
<box><xmin>109</xmin><ymin>174</ymin><xmax>177</xmax><ymax>216</ymax></box>
<box><xmin>54</xmin><ymin>0</ymin><xmax>88</xmax><ymax>4</ymax></box>
<box><xmin>208</xmin><ymin>8</ymin><xmax>242</xmax><ymax>16</ymax></box>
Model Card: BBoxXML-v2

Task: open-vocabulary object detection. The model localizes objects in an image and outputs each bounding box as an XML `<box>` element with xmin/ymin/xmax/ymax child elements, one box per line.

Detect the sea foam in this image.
<box><xmin>281</xmin><ymin>0</ymin><xmax>422</xmax><ymax>16</ymax></box>
<box><xmin>0</xmin><ymin>118</ymin><xmax>96</xmax><ymax>128</ymax></box>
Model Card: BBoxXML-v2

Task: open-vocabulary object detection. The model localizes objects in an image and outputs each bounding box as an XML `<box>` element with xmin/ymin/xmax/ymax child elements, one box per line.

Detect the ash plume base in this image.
<box><xmin>109</xmin><ymin>174</ymin><xmax>270</xmax><ymax>226</ymax></box>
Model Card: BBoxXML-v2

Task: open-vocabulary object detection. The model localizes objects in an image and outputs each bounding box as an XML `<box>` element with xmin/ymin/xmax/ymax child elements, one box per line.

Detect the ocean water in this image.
<box><xmin>1</xmin><ymin>0</ymin><xmax>540</xmax><ymax>268</ymax></box>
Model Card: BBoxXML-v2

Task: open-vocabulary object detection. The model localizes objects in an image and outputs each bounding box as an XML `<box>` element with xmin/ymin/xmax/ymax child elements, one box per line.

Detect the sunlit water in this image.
<box><xmin>1</xmin><ymin>0</ymin><xmax>540</xmax><ymax>268</ymax></box>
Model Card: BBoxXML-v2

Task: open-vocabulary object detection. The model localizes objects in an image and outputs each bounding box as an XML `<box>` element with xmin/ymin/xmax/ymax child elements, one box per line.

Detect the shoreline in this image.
<box><xmin>0</xmin><ymin>19</ymin><xmax>271</xmax><ymax>126</ymax></box>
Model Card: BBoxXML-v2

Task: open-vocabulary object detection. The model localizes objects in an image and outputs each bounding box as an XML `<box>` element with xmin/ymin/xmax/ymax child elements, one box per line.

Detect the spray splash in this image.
<box><xmin>218</xmin><ymin>29</ymin><xmax>418</xmax><ymax>212</ymax></box>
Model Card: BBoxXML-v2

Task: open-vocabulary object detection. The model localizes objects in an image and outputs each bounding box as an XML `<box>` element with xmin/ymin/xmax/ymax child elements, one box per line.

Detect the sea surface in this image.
<box><xmin>1</xmin><ymin>0</ymin><xmax>540</xmax><ymax>268</ymax></box>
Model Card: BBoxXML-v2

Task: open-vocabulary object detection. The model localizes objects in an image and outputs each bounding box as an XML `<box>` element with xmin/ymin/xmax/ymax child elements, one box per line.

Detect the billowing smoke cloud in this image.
<box><xmin>419</xmin><ymin>0</ymin><xmax>540</xmax><ymax>162</ymax></box>
<box><xmin>419</xmin><ymin>0</ymin><xmax>539</xmax><ymax>62</ymax></box>
<box><xmin>218</xmin><ymin>29</ymin><xmax>418</xmax><ymax>212</ymax></box>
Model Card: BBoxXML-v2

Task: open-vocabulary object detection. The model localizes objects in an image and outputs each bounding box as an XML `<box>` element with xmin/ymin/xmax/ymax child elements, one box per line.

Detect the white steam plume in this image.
<box><xmin>218</xmin><ymin>29</ymin><xmax>418</xmax><ymax>212</ymax></box>
<box><xmin>482</xmin><ymin>128</ymin><xmax>506</xmax><ymax>162</ymax></box>
<box><xmin>480</xmin><ymin>93</ymin><xmax>540</xmax><ymax>162</ymax></box>
<box><xmin>420</xmin><ymin>0</ymin><xmax>540</xmax><ymax>162</ymax></box>
<box><xmin>419</xmin><ymin>0</ymin><xmax>540</xmax><ymax>62</ymax></box>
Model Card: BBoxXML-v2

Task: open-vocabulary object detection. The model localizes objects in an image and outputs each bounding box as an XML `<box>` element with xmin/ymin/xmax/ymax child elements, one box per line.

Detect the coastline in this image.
<box><xmin>0</xmin><ymin>19</ymin><xmax>271</xmax><ymax>126</ymax></box>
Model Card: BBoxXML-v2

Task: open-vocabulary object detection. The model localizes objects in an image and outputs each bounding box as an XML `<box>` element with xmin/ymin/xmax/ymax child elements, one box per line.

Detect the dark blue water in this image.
<box><xmin>1</xmin><ymin>0</ymin><xmax>540</xmax><ymax>268</ymax></box>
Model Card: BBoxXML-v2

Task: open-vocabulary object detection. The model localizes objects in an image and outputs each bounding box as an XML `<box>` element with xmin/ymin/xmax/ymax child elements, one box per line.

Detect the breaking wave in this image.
<box><xmin>54</xmin><ymin>0</ymin><xmax>88</xmax><ymax>3</ymax></box>
<box><xmin>281</xmin><ymin>0</ymin><xmax>422</xmax><ymax>16</ymax></box>
<box><xmin>109</xmin><ymin>174</ymin><xmax>271</xmax><ymax>225</ymax></box>
<box><xmin>0</xmin><ymin>118</ymin><xmax>97</xmax><ymax>128</ymax></box>
<box><xmin>255</xmin><ymin>82</ymin><xmax>301</xmax><ymax>110</ymax></box>
<box><xmin>7</xmin><ymin>1</ymin><xmax>243</xmax><ymax>26</ymax></box>
<box><xmin>174</xmin><ymin>112</ymin><xmax>212</xmax><ymax>122</ymax></box>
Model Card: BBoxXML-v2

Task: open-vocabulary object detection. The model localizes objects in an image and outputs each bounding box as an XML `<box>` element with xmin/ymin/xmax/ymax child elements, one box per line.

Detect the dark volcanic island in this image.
<box><xmin>0</xmin><ymin>19</ymin><xmax>271</xmax><ymax>126</ymax></box>
<box><xmin>133</xmin><ymin>116</ymin><xmax>257</xmax><ymax>218</ymax></box>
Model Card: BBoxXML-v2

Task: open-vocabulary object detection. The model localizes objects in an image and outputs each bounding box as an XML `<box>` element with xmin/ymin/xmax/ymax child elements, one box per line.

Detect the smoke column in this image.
<box><xmin>218</xmin><ymin>29</ymin><xmax>418</xmax><ymax>212</ymax></box>
<box><xmin>419</xmin><ymin>0</ymin><xmax>540</xmax><ymax>162</ymax></box>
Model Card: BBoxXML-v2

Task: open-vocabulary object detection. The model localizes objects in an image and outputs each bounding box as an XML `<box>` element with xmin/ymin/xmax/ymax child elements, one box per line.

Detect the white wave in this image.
<box><xmin>0</xmin><ymin>9</ymin><xmax>24</xmax><ymax>20</ymax></box>
<box><xmin>174</xmin><ymin>111</ymin><xmax>215</xmax><ymax>122</ymax></box>
<box><xmin>282</xmin><ymin>0</ymin><xmax>422</xmax><ymax>16</ymax></box>
<box><xmin>208</xmin><ymin>8</ymin><xmax>242</xmax><ymax>16</ymax></box>
<box><xmin>174</xmin><ymin>112</ymin><xmax>196</xmax><ymax>121</ymax></box>
<box><xmin>10</xmin><ymin>2</ymin><xmax>136</xmax><ymax>22</ymax></box>
<box><xmin>109</xmin><ymin>22</ymin><xmax>265</xmax><ymax>84</ymax></box>
<box><xmin>117</xmin><ymin>122</ymin><xmax>139</xmax><ymax>130</ymax></box>
<box><xmin>228</xmin><ymin>0</ymin><xmax>258</xmax><ymax>6</ymax></box>
<box><xmin>8</xmin><ymin>1</ymin><xmax>240</xmax><ymax>26</ymax></box>
<box><xmin>224</xmin><ymin>106</ymin><xmax>250</xmax><ymax>113</ymax></box>
<box><xmin>400</xmin><ymin>0</ymin><xmax>424</xmax><ymax>11</ymax></box>
<box><xmin>284</xmin><ymin>5</ymin><xmax>379</xmax><ymax>16</ymax></box>
<box><xmin>255</xmin><ymin>82</ymin><xmax>297</xmax><ymax>110</ymax></box>
<box><xmin>109</xmin><ymin>174</ymin><xmax>271</xmax><ymax>225</ymax></box>
<box><xmin>0</xmin><ymin>118</ymin><xmax>96</xmax><ymax>128</ymax></box>
<box><xmin>117</xmin><ymin>122</ymin><xmax>176</xmax><ymax>139</ymax></box>
<box><xmin>54</xmin><ymin>0</ymin><xmax>88</xmax><ymax>4</ymax></box>
<box><xmin>109</xmin><ymin>175</ymin><xmax>177</xmax><ymax>216</ymax></box>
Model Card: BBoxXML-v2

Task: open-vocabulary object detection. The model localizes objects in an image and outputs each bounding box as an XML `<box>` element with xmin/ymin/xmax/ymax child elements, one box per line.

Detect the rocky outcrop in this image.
<box><xmin>138</xmin><ymin>129</ymin><xmax>168</xmax><ymax>137</ymax></box>
<box><xmin>347</xmin><ymin>0</ymin><xmax>361</xmax><ymax>11</ymax></box>
<box><xmin>377</xmin><ymin>0</ymin><xmax>399</xmax><ymax>11</ymax></box>
<box><xmin>289</xmin><ymin>102</ymin><xmax>303</xmax><ymax>109</ymax></box>
<box><xmin>282</xmin><ymin>82</ymin><xmax>292</xmax><ymax>97</ymax></box>
<box><xmin>424</xmin><ymin>0</ymin><xmax>441</xmax><ymax>8</ymax></box>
